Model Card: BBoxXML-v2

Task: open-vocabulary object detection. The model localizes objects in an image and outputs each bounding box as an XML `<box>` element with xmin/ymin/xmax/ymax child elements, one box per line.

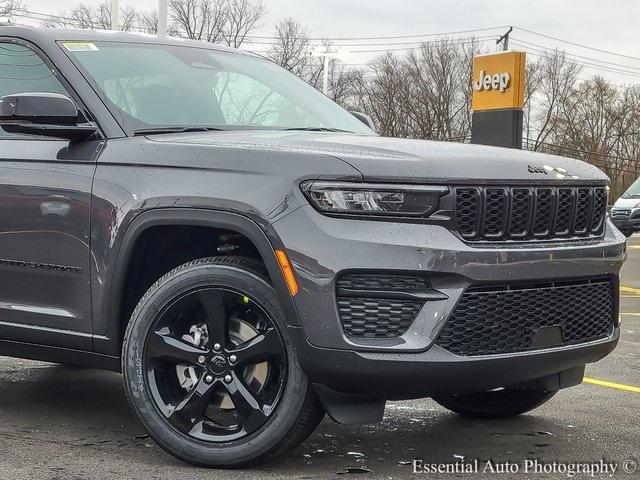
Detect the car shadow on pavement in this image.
<box><xmin>274</xmin><ymin>399</ymin><xmax>575</xmax><ymax>476</ymax></box>
<box><xmin>0</xmin><ymin>363</ymin><xmax>582</xmax><ymax>476</ymax></box>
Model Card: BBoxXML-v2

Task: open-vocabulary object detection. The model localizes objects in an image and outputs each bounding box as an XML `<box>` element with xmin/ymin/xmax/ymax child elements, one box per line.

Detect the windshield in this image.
<box><xmin>622</xmin><ymin>177</ymin><xmax>640</xmax><ymax>198</ymax></box>
<box><xmin>63</xmin><ymin>41</ymin><xmax>372</xmax><ymax>136</ymax></box>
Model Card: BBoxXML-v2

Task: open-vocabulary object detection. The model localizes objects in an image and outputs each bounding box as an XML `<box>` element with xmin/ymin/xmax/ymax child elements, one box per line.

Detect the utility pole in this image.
<box><xmin>311</xmin><ymin>46</ymin><xmax>349</xmax><ymax>96</ymax></box>
<box><xmin>111</xmin><ymin>0</ymin><xmax>119</xmax><ymax>30</ymax></box>
<box><xmin>322</xmin><ymin>55</ymin><xmax>329</xmax><ymax>96</ymax></box>
<box><xmin>496</xmin><ymin>26</ymin><xmax>513</xmax><ymax>51</ymax></box>
<box><xmin>158</xmin><ymin>0</ymin><xmax>168</xmax><ymax>36</ymax></box>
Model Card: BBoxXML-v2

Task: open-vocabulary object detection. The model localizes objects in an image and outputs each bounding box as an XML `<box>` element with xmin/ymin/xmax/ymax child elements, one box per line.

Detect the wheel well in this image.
<box><xmin>118</xmin><ymin>225</ymin><xmax>269</xmax><ymax>343</ymax></box>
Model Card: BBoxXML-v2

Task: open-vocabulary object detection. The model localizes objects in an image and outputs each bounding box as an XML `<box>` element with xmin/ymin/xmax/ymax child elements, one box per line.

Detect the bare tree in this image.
<box><xmin>221</xmin><ymin>0</ymin><xmax>265</xmax><ymax>48</ymax></box>
<box><xmin>458</xmin><ymin>39</ymin><xmax>485</xmax><ymax>139</ymax></box>
<box><xmin>522</xmin><ymin>58</ymin><xmax>543</xmax><ymax>146</ymax></box>
<box><xmin>351</xmin><ymin>54</ymin><xmax>411</xmax><ymax>138</ymax></box>
<box><xmin>404</xmin><ymin>39</ymin><xmax>472</xmax><ymax>140</ymax></box>
<box><xmin>169</xmin><ymin>0</ymin><xmax>226</xmax><ymax>42</ymax></box>
<box><xmin>138</xmin><ymin>9</ymin><xmax>159</xmax><ymax>33</ymax></box>
<box><xmin>268</xmin><ymin>18</ymin><xmax>311</xmax><ymax>76</ymax></box>
<box><xmin>0</xmin><ymin>0</ymin><xmax>22</xmax><ymax>17</ymax></box>
<box><xmin>327</xmin><ymin>62</ymin><xmax>360</xmax><ymax>105</ymax></box>
<box><xmin>531</xmin><ymin>50</ymin><xmax>582</xmax><ymax>150</ymax></box>
<box><xmin>168</xmin><ymin>0</ymin><xmax>263</xmax><ymax>46</ymax></box>
<box><xmin>139</xmin><ymin>8</ymin><xmax>181</xmax><ymax>35</ymax></box>
<box><xmin>42</xmin><ymin>2</ymin><xmax>137</xmax><ymax>30</ymax></box>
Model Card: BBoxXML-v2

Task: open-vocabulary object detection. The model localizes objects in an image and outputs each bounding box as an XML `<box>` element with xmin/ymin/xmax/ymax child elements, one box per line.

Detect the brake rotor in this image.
<box><xmin>176</xmin><ymin>314</ymin><xmax>269</xmax><ymax>410</ymax></box>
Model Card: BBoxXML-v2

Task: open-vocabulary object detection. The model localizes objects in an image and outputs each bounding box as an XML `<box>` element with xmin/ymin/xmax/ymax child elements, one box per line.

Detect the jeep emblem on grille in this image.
<box><xmin>528</xmin><ymin>165</ymin><xmax>548</xmax><ymax>174</ymax></box>
<box><xmin>528</xmin><ymin>164</ymin><xmax>577</xmax><ymax>179</ymax></box>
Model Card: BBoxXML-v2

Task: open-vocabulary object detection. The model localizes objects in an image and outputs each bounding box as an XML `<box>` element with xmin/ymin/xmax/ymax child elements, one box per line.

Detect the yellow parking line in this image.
<box><xmin>621</xmin><ymin>312</ymin><xmax>640</xmax><ymax>316</ymax></box>
<box><xmin>620</xmin><ymin>285</ymin><xmax>640</xmax><ymax>295</ymax></box>
<box><xmin>627</xmin><ymin>245</ymin><xmax>640</xmax><ymax>249</ymax></box>
<box><xmin>583</xmin><ymin>377</ymin><xmax>640</xmax><ymax>393</ymax></box>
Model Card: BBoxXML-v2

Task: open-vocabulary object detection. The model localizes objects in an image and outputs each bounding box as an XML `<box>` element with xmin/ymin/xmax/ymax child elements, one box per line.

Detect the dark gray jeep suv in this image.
<box><xmin>0</xmin><ymin>25</ymin><xmax>626</xmax><ymax>467</ymax></box>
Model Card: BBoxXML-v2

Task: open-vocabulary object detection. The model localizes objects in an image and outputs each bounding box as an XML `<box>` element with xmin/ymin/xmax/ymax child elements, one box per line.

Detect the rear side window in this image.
<box><xmin>0</xmin><ymin>42</ymin><xmax>69</xmax><ymax>138</ymax></box>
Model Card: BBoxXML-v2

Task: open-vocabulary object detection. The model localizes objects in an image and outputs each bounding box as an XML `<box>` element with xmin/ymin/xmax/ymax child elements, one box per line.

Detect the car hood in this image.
<box><xmin>613</xmin><ymin>197</ymin><xmax>640</xmax><ymax>208</ymax></box>
<box><xmin>149</xmin><ymin>130</ymin><xmax>609</xmax><ymax>184</ymax></box>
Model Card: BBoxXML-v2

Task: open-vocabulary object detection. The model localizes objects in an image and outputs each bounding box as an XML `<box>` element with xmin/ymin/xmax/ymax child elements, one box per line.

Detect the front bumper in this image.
<box><xmin>287</xmin><ymin>326</ymin><xmax>619</xmax><ymax>398</ymax></box>
<box><xmin>272</xmin><ymin>206</ymin><xmax>626</xmax><ymax>397</ymax></box>
<box><xmin>612</xmin><ymin>218</ymin><xmax>640</xmax><ymax>230</ymax></box>
<box><xmin>611</xmin><ymin>207</ymin><xmax>640</xmax><ymax>230</ymax></box>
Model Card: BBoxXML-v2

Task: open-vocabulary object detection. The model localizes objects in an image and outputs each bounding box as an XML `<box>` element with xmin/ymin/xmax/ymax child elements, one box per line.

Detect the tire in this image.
<box><xmin>122</xmin><ymin>256</ymin><xmax>324</xmax><ymax>467</ymax></box>
<box><xmin>432</xmin><ymin>388</ymin><xmax>557</xmax><ymax>419</ymax></box>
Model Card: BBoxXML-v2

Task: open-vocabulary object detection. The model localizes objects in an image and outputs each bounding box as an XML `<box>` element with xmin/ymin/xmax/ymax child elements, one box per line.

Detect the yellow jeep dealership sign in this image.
<box><xmin>472</xmin><ymin>51</ymin><xmax>526</xmax><ymax>111</ymax></box>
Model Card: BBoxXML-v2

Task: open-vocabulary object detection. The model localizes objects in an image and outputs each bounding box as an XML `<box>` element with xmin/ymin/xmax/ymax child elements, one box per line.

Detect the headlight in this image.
<box><xmin>300</xmin><ymin>181</ymin><xmax>447</xmax><ymax>217</ymax></box>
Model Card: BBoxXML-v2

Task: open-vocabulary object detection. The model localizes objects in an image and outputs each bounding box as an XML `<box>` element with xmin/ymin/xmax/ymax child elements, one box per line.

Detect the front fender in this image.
<box><xmin>92</xmin><ymin>208</ymin><xmax>301</xmax><ymax>356</ymax></box>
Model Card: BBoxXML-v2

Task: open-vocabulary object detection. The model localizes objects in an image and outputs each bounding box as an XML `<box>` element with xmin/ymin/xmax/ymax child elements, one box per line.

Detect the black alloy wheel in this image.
<box><xmin>123</xmin><ymin>256</ymin><xmax>324</xmax><ymax>467</ymax></box>
<box><xmin>144</xmin><ymin>287</ymin><xmax>287</xmax><ymax>442</ymax></box>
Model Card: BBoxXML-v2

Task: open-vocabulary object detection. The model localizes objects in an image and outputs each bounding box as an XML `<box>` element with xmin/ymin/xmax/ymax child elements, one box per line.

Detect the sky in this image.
<box><xmin>14</xmin><ymin>0</ymin><xmax>640</xmax><ymax>84</ymax></box>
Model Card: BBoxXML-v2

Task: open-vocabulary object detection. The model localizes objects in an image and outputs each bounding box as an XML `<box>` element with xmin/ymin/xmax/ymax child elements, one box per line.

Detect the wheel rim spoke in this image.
<box><xmin>195</xmin><ymin>290</ymin><xmax>228</xmax><ymax>349</ymax></box>
<box><xmin>145</xmin><ymin>286</ymin><xmax>286</xmax><ymax>442</ymax></box>
<box><xmin>147</xmin><ymin>329</ymin><xmax>205</xmax><ymax>364</ymax></box>
<box><xmin>168</xmin><ymin>377</ymin><xmax>216</xmax><ymax>430</ymax></box>
<box><xmin>230</xmin><ymin>328</ymin><xmax>283</xmax><ymax>367</ymax></box>
<box><xmin>225</xmin><ymin>372</ymin><xmax>268</xmax><ymax>434</ymax></box>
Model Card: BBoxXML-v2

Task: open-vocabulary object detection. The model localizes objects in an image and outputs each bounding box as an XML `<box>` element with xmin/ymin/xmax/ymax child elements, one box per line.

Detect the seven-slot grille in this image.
<box><xmin>434</xmin><ymin>277</ymin><xmax>616</xmax><ymax>356</ymax></box>
<box><xmin>455</xmin><ymin>186</ymin><xmax>607</xmax><ymax>242</ymax></box>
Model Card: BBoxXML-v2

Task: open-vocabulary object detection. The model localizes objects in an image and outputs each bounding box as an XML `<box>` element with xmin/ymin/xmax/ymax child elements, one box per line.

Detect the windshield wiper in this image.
<box><xmin>133</xmin><ymin>126</ymin><xmax>225</xmax><ymax>136</ymax></box>
<box><xmin>283</xmin><ymin>127</ymin><xmax>354</xmax><ymax>133</ymax></box>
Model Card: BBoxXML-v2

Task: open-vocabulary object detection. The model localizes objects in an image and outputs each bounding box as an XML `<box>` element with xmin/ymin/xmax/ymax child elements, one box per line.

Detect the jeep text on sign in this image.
<box><xmin>473</xmin><ymin>71</ymin><xmax>510</xmax><ymax>93</ymax></box>
<box><xmin>472</xmin><ymin>51</ymin><xmax>526</xmax><ymax>112</ymax></box>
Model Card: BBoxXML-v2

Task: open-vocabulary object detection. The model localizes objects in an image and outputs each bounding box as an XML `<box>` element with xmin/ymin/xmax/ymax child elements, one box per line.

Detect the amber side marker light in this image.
<box><xmin>275</xmin><ymin>249</ymin><xmax>299</xmax><ymax>296</ymax></box>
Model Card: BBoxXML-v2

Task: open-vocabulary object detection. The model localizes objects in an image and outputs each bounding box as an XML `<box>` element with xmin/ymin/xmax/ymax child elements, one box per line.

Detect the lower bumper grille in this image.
<box><xmin>336</xmin><ymin>273</ymin><xmax>430</xmax><ymax>338</ymax></box>
<box><xmin>338</xmin><ymin>297</ymin><xmax>422</xmax><ymax>338</ymax></box>
<box><xmin>435</xmin><ymin>278</ymin><xmax>616</xmax><ymax>356</ymax></box>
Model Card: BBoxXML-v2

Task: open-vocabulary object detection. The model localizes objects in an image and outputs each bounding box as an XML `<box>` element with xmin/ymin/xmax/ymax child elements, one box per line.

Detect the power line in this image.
<box><xmin>351</xmin><ymin>36</ymin><xmax>495</xmax><ymax>53</ymax></box>
<box><xmin>243</xmin><ymin>34</ymin><xmax>497</xmax><ymax>48</ymax></box>
<box><xmin>512</xmin><ymin>37</ymin><xmax>640</xmax><ymax>73</ymax></box>
<box><xmin>15</xmin><ymin>8</ymin><xmax>88</xmax><ymax>25</ymax></box>
<box><xmin>515</xmin><ymin>26</ymin><xmax>640</xmax><ymax>63</ymax></box>
<box><xmin>12</xmin><ymin>8</ymin><xmax>640</xmax><ymax>83</ymax></box>
<box><xmin>244</xmin><ymin>26</ymin><xmax>507</xmax><ymax>42</ymax></box>
<box><xmin>19</xmin><ymin>8</ymin><xmax>505</xmax><ymax>46</ymax></box>
<box><xmin>510</xmin><ymin>41</ymin><xmax>640</xmax><ymax>79</ymax></box>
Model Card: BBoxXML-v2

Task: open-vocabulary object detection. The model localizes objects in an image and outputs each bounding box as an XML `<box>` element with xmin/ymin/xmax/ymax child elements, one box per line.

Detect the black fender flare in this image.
<box><xmin>98</xmin><ymin>208</ymin><xmax>301</xmax><ymax>356</ymax></box>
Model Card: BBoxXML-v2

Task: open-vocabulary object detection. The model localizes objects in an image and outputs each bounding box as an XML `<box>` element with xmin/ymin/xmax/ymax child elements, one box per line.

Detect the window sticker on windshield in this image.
<box><xmin>62</xmin><ymin>42</ymin><xmax>99</xmax><ymax>52</ymax></box>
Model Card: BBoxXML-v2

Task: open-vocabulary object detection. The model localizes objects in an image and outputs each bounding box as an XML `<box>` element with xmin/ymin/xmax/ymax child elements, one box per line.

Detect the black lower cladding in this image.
<box><xmin>336</xmin><ymin>273</ymin><xmax>428</xmax><ymax>338</ymax></box>
<box><xmin>435</xmin><ymin>277</ymin><xmax>617</xmax><ymax>356</ymax></box>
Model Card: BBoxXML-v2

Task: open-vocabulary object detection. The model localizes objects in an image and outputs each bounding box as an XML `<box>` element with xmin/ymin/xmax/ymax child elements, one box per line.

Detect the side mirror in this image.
<box><xmin>0</xmin><ymin>92</ymin><xmax>98</xmax><ymax>141</ymax></box>
<box><xmin>350</xmin><ymin>111</ymin><xmax>376</xmax><ymax>132</ymax></box>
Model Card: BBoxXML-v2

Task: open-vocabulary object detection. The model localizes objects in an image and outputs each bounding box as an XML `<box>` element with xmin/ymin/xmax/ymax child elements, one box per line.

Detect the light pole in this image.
<box><xmin>311</xmin><ymin>46</ymin><xmax>349</xmax><ymax>96</ymax></box>
<box><xmin>111</xmin><ymin>0</ymin><xmax>119</xmax><ymax>30</ymax></box>
<box><xmin>158</xmin><ymin>0</ymin><xmax>168</xmax><ymax>36</ymax></box>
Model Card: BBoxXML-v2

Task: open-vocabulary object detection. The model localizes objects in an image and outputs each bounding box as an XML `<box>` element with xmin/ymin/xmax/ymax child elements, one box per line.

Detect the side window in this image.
<box><xmin>0</xmin><ymin>41</ymin><xmax>70</xmax><ymax>138</ymax></box>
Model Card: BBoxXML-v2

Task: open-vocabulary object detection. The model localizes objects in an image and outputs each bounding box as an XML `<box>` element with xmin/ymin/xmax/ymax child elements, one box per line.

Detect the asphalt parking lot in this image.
<box><xmin>0</xmin><ymin>241</ymin><xmax>638</xmax><ymax>480</ymax></box>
